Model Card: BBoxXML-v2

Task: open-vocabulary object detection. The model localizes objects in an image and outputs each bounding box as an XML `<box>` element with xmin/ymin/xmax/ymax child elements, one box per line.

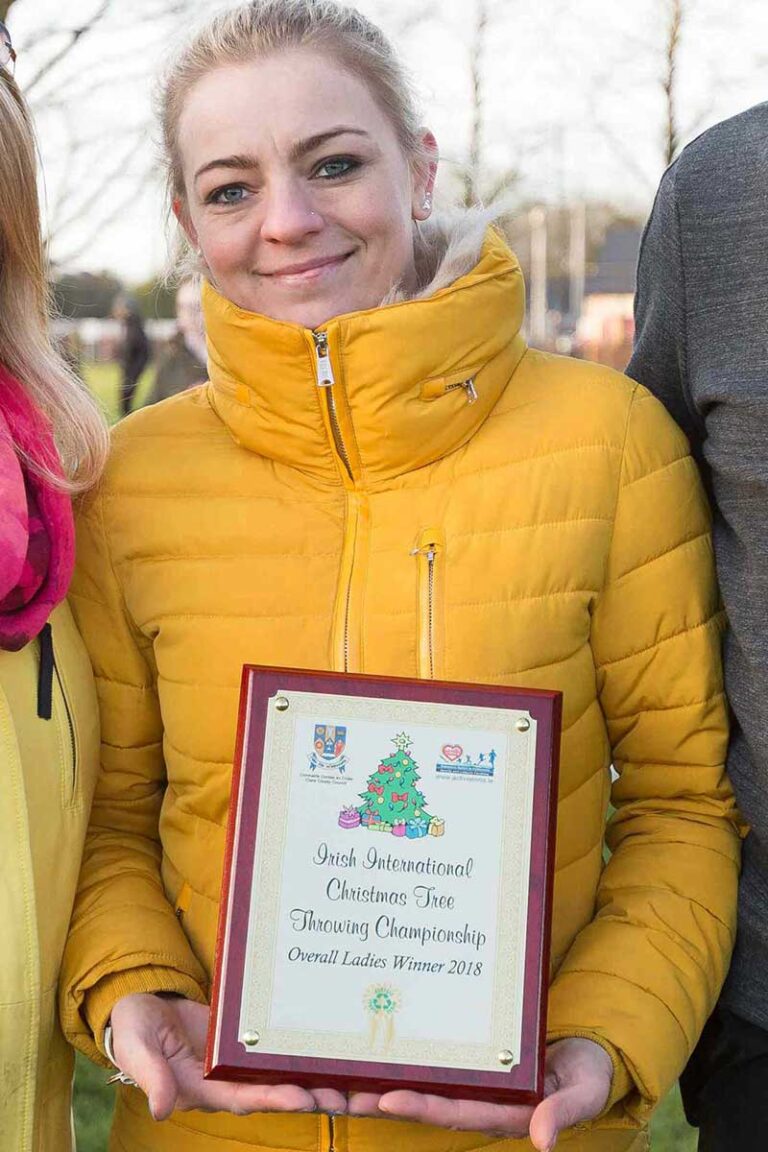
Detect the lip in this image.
<box><xmin>261</xmin><ymin>252</ymin><xmax>353</xmax><ymax>280</ymax></box>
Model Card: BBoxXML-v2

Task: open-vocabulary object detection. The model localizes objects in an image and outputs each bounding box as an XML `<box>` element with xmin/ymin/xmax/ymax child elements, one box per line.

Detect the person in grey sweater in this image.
<box><xmin>628</xmin><ymin>101</ymin><xmax>768</xmax><ymax>1151</ymax></box>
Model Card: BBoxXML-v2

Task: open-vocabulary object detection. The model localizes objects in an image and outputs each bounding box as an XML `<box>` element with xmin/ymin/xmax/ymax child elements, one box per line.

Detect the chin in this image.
<box><xmin>266</xmin><ymin>296</ymin><xmax>363</xmax><ymax>330</ymax></box>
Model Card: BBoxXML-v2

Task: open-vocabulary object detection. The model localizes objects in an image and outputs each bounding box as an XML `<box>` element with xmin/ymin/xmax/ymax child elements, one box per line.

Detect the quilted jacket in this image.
<box><xmin>0</xmin><ymin>602</ymin><xmax>100</xmax><ymax>1150</ymax></box>
<box><xmin>60</xmin><ymin>224</ymin><xmax>740</xmax><ymax>1152</ymax></box>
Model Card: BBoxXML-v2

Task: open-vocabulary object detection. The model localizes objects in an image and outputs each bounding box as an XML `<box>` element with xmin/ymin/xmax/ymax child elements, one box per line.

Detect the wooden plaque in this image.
<box><xmin>206</xmin><ymin>667</ymin><xmax>561</xmax><ymax>1104</ymax></box>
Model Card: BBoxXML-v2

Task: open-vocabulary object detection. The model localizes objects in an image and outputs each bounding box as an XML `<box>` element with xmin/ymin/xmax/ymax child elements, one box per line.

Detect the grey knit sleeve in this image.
<box><xmin>627</xmin><ymin>161</ymin><xmax>706</xmax><ymax>459</ymax></box>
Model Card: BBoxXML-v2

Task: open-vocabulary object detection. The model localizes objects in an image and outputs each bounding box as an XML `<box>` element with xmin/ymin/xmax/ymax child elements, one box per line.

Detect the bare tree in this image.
<box><xmin>22</xmin><ymin>1</ymin><xmax>114</xmax><ymax>96</ymax></box>
<box><xmin>459</xmin><ymin>0</ymin><xmax>517</xmax><ymax>207</ymax></box>
<box><xmin>661</xmin><ymin>0</ymin><xmax>683</xmax><ymax>166</ymax></box>
<box><xmin>4</xmin><ymin>0</ymin><xmax>198</xmax><ymax>268</ymax></box>
<box><xmin>463</xmin><ymin>0</ymin><xmax>488</xmax><ymax>207</ymax></box>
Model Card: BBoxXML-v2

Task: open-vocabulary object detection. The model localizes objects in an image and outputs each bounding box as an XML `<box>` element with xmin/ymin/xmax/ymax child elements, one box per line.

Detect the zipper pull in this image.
<box><xmin>410</xmin><ymin>545</ymin><xmax>437</xmax><ymax>561</ymax></box>
<box><xmin>463</xmin><ymin>378</ymin><xmax>478</xmax><ymax>404</ymax></box>
<box><xmin>313</xmin><ymin>331</ymin><xmax>335</xmax><ymax>387</ymax></box>
<box><xmin>37</xmin><ymin>622</ymin><xmax>54</xmax><ymax>721</ymax></box>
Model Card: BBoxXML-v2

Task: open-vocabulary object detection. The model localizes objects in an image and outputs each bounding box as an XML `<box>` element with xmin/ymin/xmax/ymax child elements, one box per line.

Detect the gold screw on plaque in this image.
<box><xmin>515</xmin><ymin>717</ymin><xmax>530</xmax><ymax>733</ymax></box>
<box><xmin>275</xmin><ymin>697</ymin><xmax>290</xmax><ymax>712</ymax></box>
<box><xmin>243</xmin><ymin>1031</ymin><xmax>260</xmax><ymax>1047</ymax></box>
<box><xmin>498</xmin><ymin>1049</ymin><xmax>515</xmax><ymax>1066</ymax></box>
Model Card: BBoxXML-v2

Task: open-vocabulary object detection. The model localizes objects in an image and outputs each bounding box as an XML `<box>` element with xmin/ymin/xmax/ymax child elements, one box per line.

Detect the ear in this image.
<box><xmin>411</xmin><ymin>130</ymin><xmax>439</xmax><ymax>221</ymax></box>
<box><xmin>173</xmin><ymin>196</ymin><xmax>199</xmax><ymax>249</ymax></box>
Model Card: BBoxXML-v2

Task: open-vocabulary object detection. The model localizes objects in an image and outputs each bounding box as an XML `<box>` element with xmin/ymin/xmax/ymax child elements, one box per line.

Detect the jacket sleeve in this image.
<box><xmin>546</xmin><ymin>383</ymin><xmax>741</xmax><ymax>1123</ymax></box>
<box><xmin>626</xmin><ymin>160</ymin><xmax>707</xmax><ymax>464</ymax></box>
<box><xmin>59</xmin><ymin>489</ymin><xmax>207</xmax><ymax>1066</ymax></box>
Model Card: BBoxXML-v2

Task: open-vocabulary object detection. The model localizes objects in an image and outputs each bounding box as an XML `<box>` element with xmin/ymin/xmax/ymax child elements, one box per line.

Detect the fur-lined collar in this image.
<box><xmin>383</xmin><ymin>207</ymin><xmax>497</xmax><ymax>306</ymax></box>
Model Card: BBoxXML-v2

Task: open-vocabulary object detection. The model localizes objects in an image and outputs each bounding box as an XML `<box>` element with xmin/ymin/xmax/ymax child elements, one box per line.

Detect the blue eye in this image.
<box><xmin>316</xmin><ymin>157</ymin><xmax>359</xmax><ymax>180</ymax></box>
<box><xmin>210</xmin><ymin>184</ymin><xmax>247</xmax><ymax>205</ymax></box>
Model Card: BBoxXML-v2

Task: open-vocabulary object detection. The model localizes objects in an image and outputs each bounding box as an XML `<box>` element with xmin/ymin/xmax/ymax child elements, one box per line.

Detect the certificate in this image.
<box><xmin>206</xmin><ymin>667</ymin><xmax>561</xmax><ymax>1103</ymax></box>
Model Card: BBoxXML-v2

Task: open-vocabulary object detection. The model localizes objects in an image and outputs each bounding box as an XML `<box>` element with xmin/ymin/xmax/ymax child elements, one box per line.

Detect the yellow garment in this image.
<box><xmin>0</xmin><ymin>601</ymin><xmax>100</xmax><ymax>1151</ymax></box>
<box><xmin>60</xmin><ymin>229</ymin><xmax>740</xmax><ymax>1152</ymax></box>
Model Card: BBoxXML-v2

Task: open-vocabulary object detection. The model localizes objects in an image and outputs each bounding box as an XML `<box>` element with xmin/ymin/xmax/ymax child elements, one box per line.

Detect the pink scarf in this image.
<box><xmin>0</xmin><ymin>366</ymin><xmax>75</xmax><ymax>651</ymax></box>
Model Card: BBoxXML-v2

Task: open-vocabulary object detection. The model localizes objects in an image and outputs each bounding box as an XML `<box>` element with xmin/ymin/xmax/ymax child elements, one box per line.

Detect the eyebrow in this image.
<box><xmin>193</xmin><ymin>127</ymin><xmax>371</xmax><ymax>183</ymax></box>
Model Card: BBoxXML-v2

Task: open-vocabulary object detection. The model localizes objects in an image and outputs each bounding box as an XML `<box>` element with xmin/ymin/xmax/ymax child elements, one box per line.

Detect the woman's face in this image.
<box><xmin>176</xmin><ymin>50</ymin><xmax>437</xmax><ymax>329</ymax></box>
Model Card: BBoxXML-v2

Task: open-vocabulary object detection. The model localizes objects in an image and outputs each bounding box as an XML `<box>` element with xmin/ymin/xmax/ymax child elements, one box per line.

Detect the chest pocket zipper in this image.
<box><xmin>411</xmin><ymin>529</ymin><xmax>445</xmax><ymax>680</ymax></box>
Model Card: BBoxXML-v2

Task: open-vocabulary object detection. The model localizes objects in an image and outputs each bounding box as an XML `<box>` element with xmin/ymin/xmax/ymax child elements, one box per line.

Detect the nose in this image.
<box><xmin>260</xmin><ymin>179</ymin><xmax>323</xmax><ymax>244</ymax></box>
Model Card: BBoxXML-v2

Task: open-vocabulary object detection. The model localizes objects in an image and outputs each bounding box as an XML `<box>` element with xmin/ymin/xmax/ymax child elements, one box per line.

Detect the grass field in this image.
<box><xmin>82</xmin><ymin>360</ymin><xmax>155</xmax><ymax>424</ymax></box>
<box><xmin>72</xmin><ymin>360</ymin><xmax>699</xmax><ymax>1152</ymax></box>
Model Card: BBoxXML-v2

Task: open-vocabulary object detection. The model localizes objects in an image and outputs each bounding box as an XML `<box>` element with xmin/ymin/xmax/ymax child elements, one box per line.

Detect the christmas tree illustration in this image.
<box><xmin>357</xmin><ymin>732</ymin><xmax>434</xmax><ymax>835</ymax></box>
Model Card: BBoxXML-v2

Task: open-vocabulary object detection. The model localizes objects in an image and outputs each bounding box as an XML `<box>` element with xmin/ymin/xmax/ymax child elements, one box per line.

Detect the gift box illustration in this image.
<box><xmin>428</xmin><ymin>817</ymin><xmax>445</xmax><ymax>837</ymax></box>
<box><xmin>405</xmin><ymin>816</ymin><xmax>429</xmax><ymax>839</ymax></box>
<box><xmin>392</xmin><ymin>821</ymin><xmax>407</xmax><ymax>837</ymax></box>
<box><xmin>338</xmin><ymin>806</ymin><xmax>361</xmax><ymax>830</ymax></box>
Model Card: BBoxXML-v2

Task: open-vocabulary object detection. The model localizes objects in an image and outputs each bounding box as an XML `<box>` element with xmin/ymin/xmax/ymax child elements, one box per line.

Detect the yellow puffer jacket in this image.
<box><xmin>0</xmin><ymin>601</ymin><xmax>100</xmax><ymax>1151</ymax></box>
<box><xmin>60</xmin><ymin>227</ymin><xmax>740</xmax><ymax>1152</ymax></box>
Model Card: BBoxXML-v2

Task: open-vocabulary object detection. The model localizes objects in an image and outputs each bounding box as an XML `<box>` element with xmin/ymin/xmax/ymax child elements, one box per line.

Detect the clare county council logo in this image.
<box><xmin>309</xmin><ymin>723</ymin><xmax>348</xmax><ymax>774</ymax></box>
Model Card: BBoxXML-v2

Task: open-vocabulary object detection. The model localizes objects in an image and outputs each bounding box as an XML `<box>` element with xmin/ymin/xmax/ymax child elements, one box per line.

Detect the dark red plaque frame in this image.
<box><xmin>206</xmin><ymin>667</ymin><xmax>561</xmax><ymax>1104</ymax></box>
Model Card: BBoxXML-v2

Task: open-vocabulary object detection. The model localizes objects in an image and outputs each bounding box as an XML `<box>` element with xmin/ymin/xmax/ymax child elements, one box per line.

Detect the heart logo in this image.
<box><xmin>442</xmin><ymin>744</ymin><xmax>463</xmax><ymax>762</ymax></box>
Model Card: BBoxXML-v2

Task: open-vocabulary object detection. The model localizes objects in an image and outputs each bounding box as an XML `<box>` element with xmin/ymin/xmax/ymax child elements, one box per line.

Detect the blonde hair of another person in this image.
<box><xmin>0</xmin><ymin>68</ymin><xmax>107</xmax><ymax>491</ymax></box>
<box><xmin>158</xmin><ymin>0</ymin><xmax>433</xmax><ymax>225</ymax></box>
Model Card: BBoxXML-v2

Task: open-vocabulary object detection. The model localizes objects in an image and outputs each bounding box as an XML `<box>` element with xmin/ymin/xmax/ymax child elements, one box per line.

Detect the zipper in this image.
<box><xmin>444</xmin><ymin>376</ymin><xmax>478</xmax><ymax>403</ymax></box>
<box><xmin>411</xmin><ymin>530</ymin><xmax>444</xmax><ymax>679</ymax></box>
<box><xmin>54</xmin><ymin>661</ymin><xmax>77</xmax><ymax>789</ymax></box>
<box><xmin>333</xmin><ymin>495</ymin><xmax>360</xmax><ymax>673</ymax></box>
<box><xmin>39</xmin><ymin>625</ymin><xmax>77</xmax><ymax>800</ymax></box>
<box><xmin>313</xmin><ymin>331</ymin><xmax>352</xmax><ymax>479</ymax></box>
<box><xmin>422</xmin><ymin>374</ymin><xmax>479</xmax><ymax>403</ymax></box>
<box><xmin>313</xmin><ymin>330</ymin><xmax>357</xmax><ymax>671</ymax></box>
<box><xmin>328</xmin><ymin>1113</ymin><xmax>336</xmax><ymax>1152</ymax></box>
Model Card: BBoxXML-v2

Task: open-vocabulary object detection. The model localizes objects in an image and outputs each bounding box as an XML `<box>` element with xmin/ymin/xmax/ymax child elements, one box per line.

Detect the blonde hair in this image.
<box><xmin>159</xmin><ymin>0</ymin><xmax>429</xmax><ymax>210</ymax></box>
<box><xmin>0</xmin><ymin>71</ymin><xmax>108</xmax><ymax>492</ymax></box>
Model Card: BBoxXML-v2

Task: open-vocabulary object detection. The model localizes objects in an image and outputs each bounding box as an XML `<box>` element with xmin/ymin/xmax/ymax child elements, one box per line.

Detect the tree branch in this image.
<box><xmin>24</xmin><ymin>0</ymin><xmax>115</xmax><ymax>96</ymax></box>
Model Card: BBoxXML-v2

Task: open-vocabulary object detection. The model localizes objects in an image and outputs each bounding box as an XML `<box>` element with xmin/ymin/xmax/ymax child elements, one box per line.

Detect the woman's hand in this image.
<box><xmin>109</xmin><ymin>994</ymin><xmax>347</xmax><ymax>1121</ymax></box>
<box><xmin>348</xmin><ymin>1038</ymin><xmax>613</xmax><ymax>1151</ymax></box>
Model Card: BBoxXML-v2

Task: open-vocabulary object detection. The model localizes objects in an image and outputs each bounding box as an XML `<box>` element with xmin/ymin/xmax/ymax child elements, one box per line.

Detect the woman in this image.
<box><xmin>0</xmin><ymin>22</ymin><xmax>107</xmax><ymax>1151</ymax></box>
<box><xmin>59</xmin><ymin>3</ymin><xmax>741</xmax><ymax>1150</ymax></box>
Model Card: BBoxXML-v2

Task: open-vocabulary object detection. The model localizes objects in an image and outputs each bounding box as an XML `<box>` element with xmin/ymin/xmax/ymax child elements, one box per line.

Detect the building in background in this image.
<box><xmin>575</xmin><ymin>225</ymin><xmax>643</xmax><ymax>370</ymax></box>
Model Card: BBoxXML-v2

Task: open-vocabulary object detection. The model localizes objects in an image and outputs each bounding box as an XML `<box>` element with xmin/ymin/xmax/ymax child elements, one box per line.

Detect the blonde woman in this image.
<box><xmin>0</xmin><ymin>21</ymin><xmax>108</xmax><ymax>1152</ymax></box>
<box><xmin>60</xmin><ymin>3</ymin><xmax>740</xmax><ymax>1151</ymax></box>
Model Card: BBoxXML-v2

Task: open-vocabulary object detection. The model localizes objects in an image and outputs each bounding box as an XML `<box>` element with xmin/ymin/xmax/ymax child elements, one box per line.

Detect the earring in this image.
<box><xmin>423</xmin><ymin>193</ymin><xmax>432</xmax><ymax>211</ymax></box>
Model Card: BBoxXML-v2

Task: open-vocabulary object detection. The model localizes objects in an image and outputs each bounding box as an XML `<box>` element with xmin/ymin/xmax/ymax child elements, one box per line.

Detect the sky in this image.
<box><xmin>7</xmin><ymin>0</ymin><xmax>768</xmax><ymax>282</ymax></box>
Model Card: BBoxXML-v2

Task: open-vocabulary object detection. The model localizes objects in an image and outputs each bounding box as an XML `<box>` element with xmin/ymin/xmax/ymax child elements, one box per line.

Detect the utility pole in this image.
<box><xmin>568</xmin><ymin>201</ymin><xmax>586</xmax><ymax>326</ymax></box>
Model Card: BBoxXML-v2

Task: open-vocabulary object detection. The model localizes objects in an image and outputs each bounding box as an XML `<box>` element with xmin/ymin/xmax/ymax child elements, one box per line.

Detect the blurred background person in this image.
<box><xmin>112</xmin><ymin>294</ymin><xmax>150</xmax><ymax>417</ymax></box>
<box><xmin>149</xmin><ymin>277</ymin><xmax>207</xmax><ymax>404</ymax></box>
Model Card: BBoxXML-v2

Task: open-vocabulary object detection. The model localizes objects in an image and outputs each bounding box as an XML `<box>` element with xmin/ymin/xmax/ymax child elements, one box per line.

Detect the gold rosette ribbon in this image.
<box><xmin>363</xmin><ymin>984</ymin><xmax>401</xmax><ymax>1052</ymax></box>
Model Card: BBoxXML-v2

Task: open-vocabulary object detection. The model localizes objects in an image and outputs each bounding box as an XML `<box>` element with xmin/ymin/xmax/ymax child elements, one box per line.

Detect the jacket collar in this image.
<box><xmin>203</xmin><ymin>226</ymin><xmax>527</xmax><ymax>486</ymax></box>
